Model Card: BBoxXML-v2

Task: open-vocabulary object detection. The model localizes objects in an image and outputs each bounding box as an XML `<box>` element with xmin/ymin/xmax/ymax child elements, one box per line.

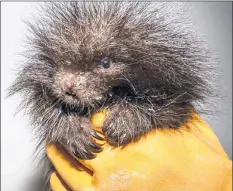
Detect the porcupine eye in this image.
<box><xmin>101</xmin><ymin>57</ymin><xmax>111</xmax><ymax>69</ymax></box>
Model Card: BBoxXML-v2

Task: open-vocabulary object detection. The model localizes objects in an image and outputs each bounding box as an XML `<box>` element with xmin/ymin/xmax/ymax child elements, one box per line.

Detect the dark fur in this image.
<box><xmin>8</xmin><ymin>2</ymin><xmax>214</xmax><ymax>190</ymax></box>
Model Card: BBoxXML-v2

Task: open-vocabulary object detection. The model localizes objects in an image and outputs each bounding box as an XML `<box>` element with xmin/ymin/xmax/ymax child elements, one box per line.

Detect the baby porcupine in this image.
<box><xmin>8</xmin><ymin>2</ymin><xmax>213</xmax><ymax>189</ymax></box>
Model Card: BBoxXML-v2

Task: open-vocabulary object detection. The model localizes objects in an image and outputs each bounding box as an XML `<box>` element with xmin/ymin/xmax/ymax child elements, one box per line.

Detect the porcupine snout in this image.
<box><xmin>62</xmin><ymin>74</ymin><xmax>86</xmax><ymax>97</ymax></box>
<box><xmin>53</xmin><ymin>69</ymin><xmax>104</xmax><ymax>104</ymax></box>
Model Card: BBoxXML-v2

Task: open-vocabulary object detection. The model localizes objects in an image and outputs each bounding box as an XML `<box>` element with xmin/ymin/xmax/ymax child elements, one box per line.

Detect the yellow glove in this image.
<box><xmin>47</xmin><ymin>111</ymin><xmax>232</xmax><ymax>191</ymax></box>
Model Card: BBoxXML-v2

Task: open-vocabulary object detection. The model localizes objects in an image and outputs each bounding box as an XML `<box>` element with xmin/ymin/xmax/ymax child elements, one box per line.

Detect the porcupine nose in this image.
<box><xmin>64</xmin><ymin>80</ymin><xmax>76</xmax><ymax>97</ymax></box>
<box><xmin>63</xmin><ymin>74</ymin><xmax>86</xmax><ymax>97</ymax></box>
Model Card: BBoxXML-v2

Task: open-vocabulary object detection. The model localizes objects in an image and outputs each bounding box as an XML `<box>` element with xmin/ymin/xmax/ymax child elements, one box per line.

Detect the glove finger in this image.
<box><xmin>50</xmin><ymin>172</ymin><xmax>71</xmax><ymax>191</ymax></box>
<box><xmin>91</xmin><ymin>109</ymin><xmax>109</xmax><ymax>133</ymax></box>
<box><xmin>47</xmin><ymin>144</ymin><xmax>93</xmax><ymax>191</ymax></box>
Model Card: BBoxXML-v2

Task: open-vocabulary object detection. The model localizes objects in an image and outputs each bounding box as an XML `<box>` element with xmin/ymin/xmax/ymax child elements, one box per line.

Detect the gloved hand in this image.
<box><xmin>47</xmin><ymin>111</ymin><xmax>232</xmax><ymax>191</ymax></box>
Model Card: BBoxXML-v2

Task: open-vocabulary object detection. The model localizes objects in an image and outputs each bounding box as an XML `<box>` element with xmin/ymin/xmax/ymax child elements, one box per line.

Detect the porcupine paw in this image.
<box><xmin>62</xmin><ymin>118</ymin><xmax>104</xmax><ymax>160</ymax></box>
<box><xmin>73</xmin><ymin>132</ymin><xmax>105</xmax><ymax>160</ymax></box>
<box><xmin>102</xmin><ymin>116</ymin><xmax>136</xmax><ymax>147</ymax></box>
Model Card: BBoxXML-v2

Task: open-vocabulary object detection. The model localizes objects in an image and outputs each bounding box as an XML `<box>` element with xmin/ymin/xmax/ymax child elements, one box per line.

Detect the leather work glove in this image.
<box><xmin>47</xmin><ymin>111</ymin><xmax>232</xmax><ymax>191</ymax></box>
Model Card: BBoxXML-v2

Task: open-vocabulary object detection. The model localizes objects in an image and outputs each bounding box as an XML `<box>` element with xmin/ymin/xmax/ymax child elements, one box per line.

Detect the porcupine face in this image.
<box><xmin>8</xmin><ymin>2</ymin><xmax>212</xmax><ymax>143</ymax></box>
